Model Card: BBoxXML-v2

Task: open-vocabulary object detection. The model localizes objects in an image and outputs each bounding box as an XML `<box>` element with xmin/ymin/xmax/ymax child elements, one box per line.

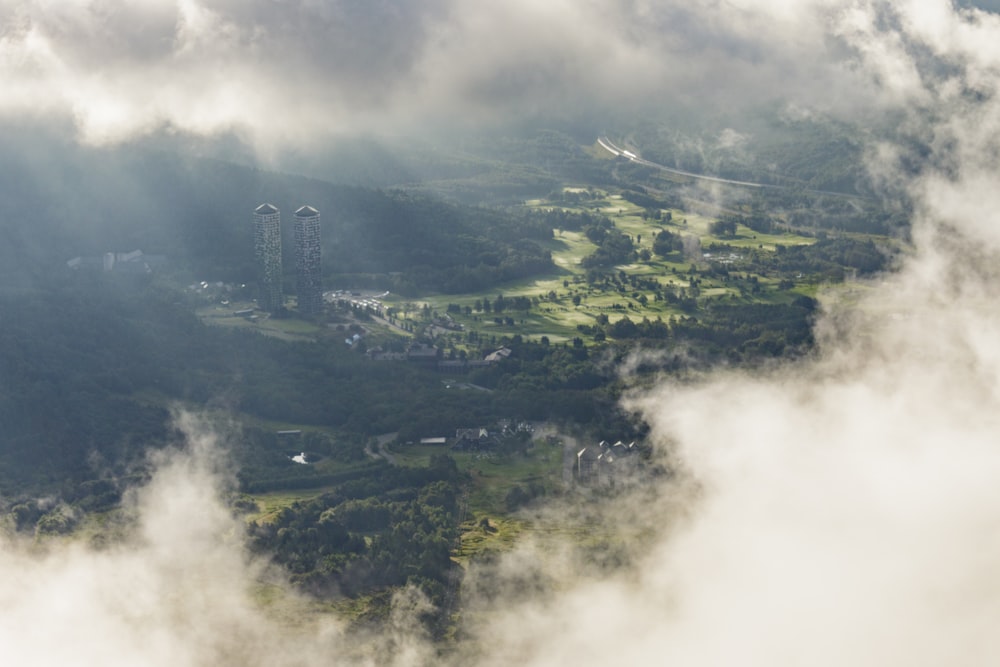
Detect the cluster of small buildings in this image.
<box><xmin>66</xmin><ymin>249</ymin><xmax>166</xmax><ymax>274</ymax></box>
<box><xmin>575</xmin><ymin>440</ymin><xmax>641</xmax><ymax>486</ymax></box>
<box><xmin>328</xmin><ymin>291</ymin><xmax>387</xmax><ymax>315</ymax></box>
<box><xmin>365</xmin><ymin>343</ymin><xmax>437</xmax><ymax>362</ymax></box>
<box><xmin>253</xmin><ymin>203</ymin><xmax>322</xmax><ymax>315</ymax></box>
<box><xmin>415</xmin><ymin>420</ymin><xmax>534</xmax><ymax>451</ymax></box>
<box><xmin>365</xmin><ymin>344</ymin><xmax>513</xmax><ymax>370</ymax></box>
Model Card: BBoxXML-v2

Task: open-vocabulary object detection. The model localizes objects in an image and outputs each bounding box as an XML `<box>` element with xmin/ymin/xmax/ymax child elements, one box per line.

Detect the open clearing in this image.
<box><xmin>390</xmin><ymin>440</ymin><xmax>564</xmax><ymax>514</ymax></box>
<box><xmin>390</xmin><ymin>190</ymin><xmax>821</xmax><ymax>344</ymax></box>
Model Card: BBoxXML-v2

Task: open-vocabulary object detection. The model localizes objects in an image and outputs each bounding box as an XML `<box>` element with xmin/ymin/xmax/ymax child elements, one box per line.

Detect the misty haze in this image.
<box><xmin>4</xmin><ymin>1</ymin><xmax>1000</xmax><ymax>665</ymax></box>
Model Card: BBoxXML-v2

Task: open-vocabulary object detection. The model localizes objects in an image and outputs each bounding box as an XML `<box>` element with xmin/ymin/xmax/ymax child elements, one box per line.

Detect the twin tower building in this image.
<box><xmin>253</xmin><ymin>203</ymin><xmax>322</xmax><ymax>315</ymax></box>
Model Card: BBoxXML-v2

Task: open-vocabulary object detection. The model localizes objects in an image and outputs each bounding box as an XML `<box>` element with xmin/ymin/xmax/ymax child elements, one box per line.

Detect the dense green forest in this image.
<box><xmin>626</xmin><ymin>109</ymin><xmax>872</xmax><ymax>194</ymax></box>
<box><xmin>332</xmin><ymin>194</ymin><xmax>553</xmax><ymax>294</ymax></box>
<box><xmin>0</xmin><ymin>132</ymin><xmax>555</xmax><ymax>295</ymax></box>
<box><xmin>0</xmin><ymin>271</ymin><xmax>638</xmax><ymax>497</ymax></box>
<box><xmin>247</xmin><ymin>455</ymin><xmax>465</xmax><ymax>636</ymax></box>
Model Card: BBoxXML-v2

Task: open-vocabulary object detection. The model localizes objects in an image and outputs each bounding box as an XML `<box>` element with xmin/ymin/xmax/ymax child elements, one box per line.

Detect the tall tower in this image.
<box><xmin>294</xmin><ymin>205</ymin><xmax>322</xmax><ymax>316</ymax></box>
<box><xmin>253</xmin><ymin>203</ymin><xmax>283</xmax><ymax>312</ymax></box>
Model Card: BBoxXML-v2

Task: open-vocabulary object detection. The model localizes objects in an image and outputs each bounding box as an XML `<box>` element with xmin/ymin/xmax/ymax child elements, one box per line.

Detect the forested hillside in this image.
<box><xmin>625</xmin><ymin>109</ymin><xmax>872</xmax><ymax>195</ymax></box>
<box><xmin>0</xmin><ymin>131</ymin><xmax>553</xmax><ymax>294</ymax></box>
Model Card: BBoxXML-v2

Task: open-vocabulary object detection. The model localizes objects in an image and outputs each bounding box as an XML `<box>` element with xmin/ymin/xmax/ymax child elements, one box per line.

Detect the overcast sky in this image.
<box><xmin>6</xmin><ymin>0</ymin><xmax>998</xmax><ymax>151</ymax></box>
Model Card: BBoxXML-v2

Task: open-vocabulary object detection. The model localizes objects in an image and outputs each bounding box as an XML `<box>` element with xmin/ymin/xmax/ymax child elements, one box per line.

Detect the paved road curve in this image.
<box><xmin>597</xmin><ymin>135</ymin><xmax>868</xmax><ymax>201</ymax></box>
<box><xmin>598</xmin><ymin>135</ymin><xmax>768</xmax><ymax>189</ymax></box>
<box><xmin>364</xmin><ymin>432</ymin><xmax>397</xmax><ymax>465</ymax></box>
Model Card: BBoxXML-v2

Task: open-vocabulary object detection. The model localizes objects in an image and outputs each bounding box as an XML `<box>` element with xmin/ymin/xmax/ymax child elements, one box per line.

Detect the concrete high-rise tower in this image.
<box><xmin>294</xmin><ymin>205</ymin><xmax>322</xmax><ymax>315</ymax></box>
<box><xmin>253</xmin><ymin>203</ymin><xmax>283</xmax><ymax>312</ymax></box>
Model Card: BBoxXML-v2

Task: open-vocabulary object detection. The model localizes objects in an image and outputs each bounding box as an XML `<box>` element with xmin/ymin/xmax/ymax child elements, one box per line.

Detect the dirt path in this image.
<box><xmin>364</xmin><ymin>432</ymin><xmax>398</xmax><ymax>465</ymax></box>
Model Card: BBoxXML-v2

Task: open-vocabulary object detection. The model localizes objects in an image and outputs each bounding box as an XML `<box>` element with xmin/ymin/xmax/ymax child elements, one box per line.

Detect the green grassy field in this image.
<box><xmin>390</xmin><ymin>440</ymin><xmax>563</xmax><ymax>510</ymax></box>
<box><xmin>196</xmin><ymin>188</ymin><xmax>832</xmax><ymax>348</ymax></box>
<box><xmin>454</xmin><ymin>514</ymin><xmax>527</xmax><ymax>564</ymax></box>
<box><xmin>246</xmin><ymin>489</ymin><xmax>330</xmax><ymax>524</ymax></box>
<box><xmin>197</xmin><ymin>301</ymin><xmax>326</xmax><ymax>342</ymax></box>
<box><xmin>388</xmin><ymin>437</ymin><xmax>569</xmax><ymax>566</ymax></box>
<box><xmin>381</xmin><ymin>187</ymin><xmax>827</xmax><ymax>343</ymax></box>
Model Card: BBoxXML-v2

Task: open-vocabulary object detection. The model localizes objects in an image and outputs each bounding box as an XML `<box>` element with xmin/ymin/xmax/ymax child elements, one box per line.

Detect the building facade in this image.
<box><xmin>293</xmin><ymin>205</ymin><xmax>322</xmax><ymax>315</ymax></box>
<box><xmin>253</xmin><ymin>203</ymin><xmax>283</xmax><ymax>312</ymax></box>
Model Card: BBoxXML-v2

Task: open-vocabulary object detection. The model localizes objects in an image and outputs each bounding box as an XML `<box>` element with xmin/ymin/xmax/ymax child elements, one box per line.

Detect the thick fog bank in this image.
<box><xmin>5</xmin><ymin>0</ymin><xmax>981</xmax><ymax>150</ymax></box>
<box><xmin>0</xmin><ymin>414</ymin><xmax>343</xmax><ymax>666</ymax></box>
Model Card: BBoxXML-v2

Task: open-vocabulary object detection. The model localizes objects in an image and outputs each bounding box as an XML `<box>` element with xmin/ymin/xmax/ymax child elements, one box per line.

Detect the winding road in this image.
<box><xmin>597</xmin><ymin>136</ymin><xmax>867</xmax><ymax>201</ymax></box>
<box><xmin>364</xmin><ymin>432</ymin><xmax>398</xmax><ymax>465</ymax></box>
<box><xmin>598</xmin><ymin>136</ymin><xmax>769</xmax><ymax>189</ymax></box>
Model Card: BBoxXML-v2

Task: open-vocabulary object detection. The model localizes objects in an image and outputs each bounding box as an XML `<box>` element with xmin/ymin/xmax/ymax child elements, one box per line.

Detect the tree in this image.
<box><xmin>609</xmin><ymin>316</ymin><xmax>639</xmax><ymax>338</ymax></box>
<box><xmin>710</xmin><ymin>218</ymin><xmax>738</xmax><ymax>237</ymax></box>
<box><xmin>653</xmin><ymin>229</ymin><xmax>683</xmax><ymax>256</ymax></box>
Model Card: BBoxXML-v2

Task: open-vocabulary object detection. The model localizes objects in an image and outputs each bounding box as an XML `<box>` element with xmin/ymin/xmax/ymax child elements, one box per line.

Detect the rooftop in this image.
<box><xmin>254</xmin><ymin>203</ymin><xmax>279</xmax><ymax>215</ymax></box>
<box><xmin>295</xmin><ymin>205</ymin><xmax>320</xmax><ymax>217</ymax></box>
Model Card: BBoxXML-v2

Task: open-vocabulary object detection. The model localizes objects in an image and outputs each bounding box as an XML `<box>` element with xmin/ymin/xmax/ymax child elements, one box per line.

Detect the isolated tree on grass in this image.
<box><xmin>653</xmin><ymin>229</ymin><xmax>684</xmax><ymax>256</ymax></box>
<box><xmin>710</xmin><ymin>218</ymin><xmax>738</xmax><ymax>238</ymax></box>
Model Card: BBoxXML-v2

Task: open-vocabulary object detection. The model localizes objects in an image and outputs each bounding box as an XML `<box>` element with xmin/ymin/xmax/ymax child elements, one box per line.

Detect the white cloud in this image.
<box><xmin>0</xmin><ymin>413</ymin><xmax>354</xmax><ymax>667</ymax></box>
<box><xmin>0</xmin><ymin>0</ymin><xmax>895</xmax><ymax>147</ymax></box>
